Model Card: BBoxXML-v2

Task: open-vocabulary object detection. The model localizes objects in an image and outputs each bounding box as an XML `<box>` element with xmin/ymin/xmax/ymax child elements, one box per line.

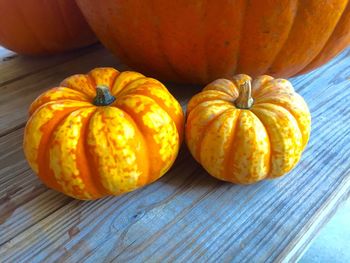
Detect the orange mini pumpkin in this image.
<box><xmin>186</xmin><ymin>75</ymin><xmax>311</xmax><ymax>184</ymax></box>
<box><xmin>23</xmin><ymin>68</ymin><xmax>184</xmax><ymax>199</ymax></box>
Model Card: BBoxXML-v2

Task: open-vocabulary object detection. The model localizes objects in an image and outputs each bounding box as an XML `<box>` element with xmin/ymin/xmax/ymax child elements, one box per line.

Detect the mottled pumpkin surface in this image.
<box><xmin>23</xmin><ymin>68</ymin><xmax>184</xmax><ymax>199</ymax></box>
<box><xmin>76</xmin><ymin>0</ymin><xmax>350</xmax><ymax>84</ymax></box>
<box><xmin>186</xmin><ymin>74</ymin><xmax>311</xmax><ymax>184</ymax></box>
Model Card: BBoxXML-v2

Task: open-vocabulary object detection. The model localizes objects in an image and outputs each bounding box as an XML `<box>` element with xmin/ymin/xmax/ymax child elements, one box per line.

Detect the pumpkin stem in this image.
<box><xmin>234</xmin><ymin>80</ymin><xmax>254</xmax><ymax>109</ymax></box>
<box><xmin>93</xmin><ymin>86</ymin><xmax>116</xmax><ymax>106</ymax></box>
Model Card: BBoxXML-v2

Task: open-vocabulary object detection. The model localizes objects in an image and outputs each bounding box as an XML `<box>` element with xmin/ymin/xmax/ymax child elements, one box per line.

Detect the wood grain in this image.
<box><xmin>0</xmin><ymin>45</ymin><xmax>350</xmax><ymax>262</ymax></box>
<box><xmin>0</xmin><ymin>44</ymin><xmax>101</xmax><ymax>87</ymax></box>
<box><xmin>0</xmin><ymin>127</ymin><xmax>72</xmax><ymax>243</ymax></box>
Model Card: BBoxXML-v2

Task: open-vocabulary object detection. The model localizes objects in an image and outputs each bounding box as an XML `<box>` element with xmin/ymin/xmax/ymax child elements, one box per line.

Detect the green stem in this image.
<box><xmin>93</xmin><ymin>86</ymin><xmax>116</xmax><ymax>106</ymax></box>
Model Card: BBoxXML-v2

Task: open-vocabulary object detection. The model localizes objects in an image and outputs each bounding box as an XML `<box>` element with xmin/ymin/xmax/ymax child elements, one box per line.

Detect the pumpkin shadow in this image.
<box><xmin>166</xmin><ymin>82</ymin><xmax>201</xmax><ymax>102</ymax></box>
<box><xmin>157</xmin><ymin>143</ymin><xmax>283</xmax><ymax>203</ymax></box>
<box><xmin>158</xmin><ymin>145</ymin><xmax>225</xmax><ymax>192</ymax></box>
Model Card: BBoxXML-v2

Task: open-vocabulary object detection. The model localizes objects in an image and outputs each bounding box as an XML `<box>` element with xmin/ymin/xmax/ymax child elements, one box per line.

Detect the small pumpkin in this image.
<box><xmin>0</xmin><ymin>0</ymin><xmax>97</xmax><ymax>55</ymax></box>
<box><xmin>23</xmin><ymin>68</ymin><xmax>184</xmax><ymax>200</ymax></box>
<box><xmin>186</xmin><ymin>75</ymin><xmax>311</xmax><ymax>184</ymax></box>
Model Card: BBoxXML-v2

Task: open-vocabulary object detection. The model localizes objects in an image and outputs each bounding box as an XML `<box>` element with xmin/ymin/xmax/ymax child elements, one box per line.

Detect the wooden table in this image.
<box><xmin>1</xmin><ymin>44</ymin><xmax>350</xmax><ymax>262</ymax></box>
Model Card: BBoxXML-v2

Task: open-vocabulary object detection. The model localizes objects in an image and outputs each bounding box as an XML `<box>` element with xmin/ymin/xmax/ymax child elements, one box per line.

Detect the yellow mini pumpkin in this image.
<box><xmin>186</xmin><ymin>74</ymin><xmax>311</xmax><ymax>184</ymax></box>
<box><xmin>23</xmin><ymin>67</ymin><xmax>184</xmax><ymax>200</ymax></box>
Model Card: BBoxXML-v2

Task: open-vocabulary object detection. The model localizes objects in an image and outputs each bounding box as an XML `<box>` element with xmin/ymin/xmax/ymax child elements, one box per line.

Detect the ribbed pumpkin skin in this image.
<box><xmin>23</xmin><ymin>68</ymin><xmax>184</xmax><ymax>200</ymax></box>
<box><xmin>0</xmin><ymin>0</ymin><xmax>97</xmax><ymax>55</ymax></box>
<box><xmin>186</xmin><ymin>75</ymin><xmax>311</xmax><ymax>184</ymax></box>
<box><xmin>76</xmin><ymin>0</ymin><xmax>350</xmax><ymax>84</ymax></box>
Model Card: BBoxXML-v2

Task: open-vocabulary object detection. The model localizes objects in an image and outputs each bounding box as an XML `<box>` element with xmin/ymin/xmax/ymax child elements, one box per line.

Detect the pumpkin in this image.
<box><xmin>76</xmin><ymin>0</ymin><xmax>350</xmax><ymax>84</ymax></box>
<box><xmin>0</xmin><ymin>0</ymin><xmax>97</xmax><ymax>55</ymax></box>
<box><xmin>23</xmin><ymin>67</ymin><xmax>184</xmax><ymax>200</ymax></box>
<box><xmin>185</xmin><ymin>74</ymin><xmax>311</xmax><ymax>184</ymax></box>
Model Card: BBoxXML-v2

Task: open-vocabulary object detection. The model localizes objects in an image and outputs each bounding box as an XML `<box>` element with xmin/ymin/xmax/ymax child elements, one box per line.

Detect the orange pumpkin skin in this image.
<box><xmin>185</xmin><ymin>75</ymin><xmax>311</xmax><ymax>184</ymax></box>
<box><xmin>0</xmin><ymin>0</ymin><xmax>97</xmax><ymax>55</ymax></box>
<box><xmin>76</xmin><ymin>0</ymin><xmax>350</xmax><ymax>84</ymax></box>
<box><xmin>23</xmin><ymin>68</ymin><xmax>184</xmax><ymax>200</ymax></box>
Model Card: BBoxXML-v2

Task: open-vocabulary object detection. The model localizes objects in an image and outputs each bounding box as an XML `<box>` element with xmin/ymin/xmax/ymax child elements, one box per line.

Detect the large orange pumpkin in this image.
<box><xmin>23</xmin><ymin>68</ymin><xmax>184</xmax><ymax>200</ymax></box>
<box><xmin>186</xmin><ymin>74</ymin><xmax>311</xmax><ymax>184</ymax></box>
<box><xmin>76</xmin><ymin>0</ymin><xmax>350</xmax><ymax>84</ymax></box>
<box><xmin>0</xmin><ymin>0</ymin><xmax>97</xmax><ymax>55</ymax></box>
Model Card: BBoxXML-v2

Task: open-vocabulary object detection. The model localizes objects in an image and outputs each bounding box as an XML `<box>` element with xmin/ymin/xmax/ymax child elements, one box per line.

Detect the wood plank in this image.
<box><xmin>0</xmin><ymin>47</ymin><xmax>350</xmax><ymax>262</ymax></box>
<box><xmin>0</xmin><ymin>127</ymin><xmax>73</xmax><ymax>242</ymax></box>
<box><xmin>0</xmin><ymin>47</ymin><xmax>127</xmax><ymax>137</ymax></box>
<box><xmin>277</xmin><ymin>176</ymin><xmax>350</xmax><ymax>263</ymax></box>
<box><xmin>0</xmin><ymin>44</ymin><xmax>102</xmax><ymax>87</ymax></box>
